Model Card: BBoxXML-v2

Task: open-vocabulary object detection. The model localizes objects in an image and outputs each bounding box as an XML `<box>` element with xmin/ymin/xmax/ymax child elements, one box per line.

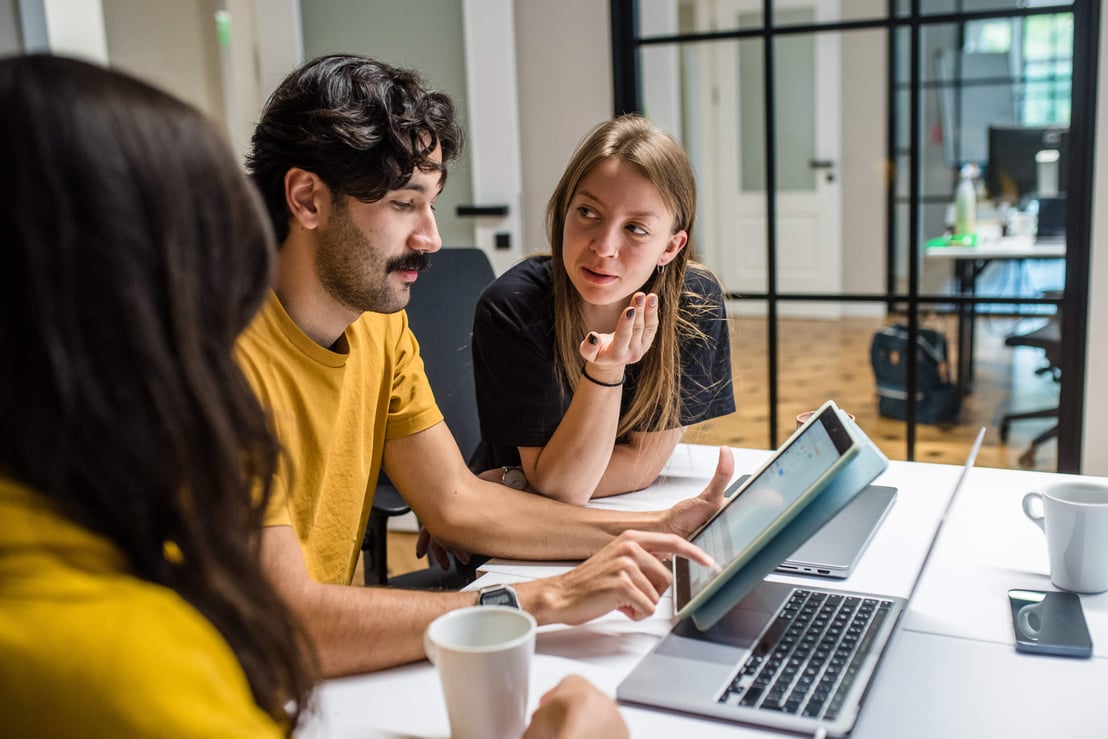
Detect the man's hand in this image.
<box><xmin>661</xmin><ymin>446</ymin><xmax>735</xmax><ymax>538</ymax></box>
<box><xmin>523</xmin><ymin>675</ymin><xmax>629</xmax><ymax>739</ymax></box>
<box><xmin>415</xmin><ymin>525</ymin><xmax>471</xmax><ymax>569</ymax></box>
<box><xmin>519</xmin><ymin>529</ymin><xmax>717</xmax><ymax>625</ymax></box>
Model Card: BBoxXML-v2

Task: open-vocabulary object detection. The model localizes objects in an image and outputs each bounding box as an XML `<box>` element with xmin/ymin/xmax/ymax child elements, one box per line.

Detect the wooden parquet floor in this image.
<box><xmin>684</xmin><ymin>312</ymin><xmax>1059</xmax><ymax>471</ymax></box>
<box><xmin>380</xmin><ymin>312</ymin><xmax>1060</xmax><ymax>579</ymax></box>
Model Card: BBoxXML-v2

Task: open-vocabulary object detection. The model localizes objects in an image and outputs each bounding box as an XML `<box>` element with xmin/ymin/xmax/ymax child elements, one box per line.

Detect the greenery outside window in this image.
<box><xmin>965</xmin><ymin>13</ymin><xmax>1073</xmax><ymax>125</ymax></box>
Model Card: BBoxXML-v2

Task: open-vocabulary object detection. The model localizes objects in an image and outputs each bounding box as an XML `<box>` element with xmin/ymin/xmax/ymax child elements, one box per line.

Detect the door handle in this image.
<box><xmin>809</xmin><ymin>160</ymin><xmax>836</xmax><ymax>182</ymax></box>
<box><xmin>456</xmin><ymin>204</ymin><xmax>509</xmax><ymax>217</ymax></box>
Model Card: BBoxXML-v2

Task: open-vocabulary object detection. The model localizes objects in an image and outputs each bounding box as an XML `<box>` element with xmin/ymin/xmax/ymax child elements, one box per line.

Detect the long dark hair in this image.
<box><xmin>248</xmin><ymin>53</ymin><xmax>463</xmax><ymax>243</ymax></box>
<box><xmin>0</xmin><ymin>55</ymin><xmax>316</xmax><ymax>729</ymax></box>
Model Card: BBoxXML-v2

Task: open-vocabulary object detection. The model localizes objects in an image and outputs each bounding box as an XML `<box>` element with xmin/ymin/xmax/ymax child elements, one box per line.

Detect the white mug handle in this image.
<box><xmin>1016</xmin><ymin>602</ymin><xmax>1043</xmax><ymax>640</ymax></box>
<box><xmin>1022</xmin><ymin>492</ymin><xmax>1046</xmax><ymax>533</ymax></box>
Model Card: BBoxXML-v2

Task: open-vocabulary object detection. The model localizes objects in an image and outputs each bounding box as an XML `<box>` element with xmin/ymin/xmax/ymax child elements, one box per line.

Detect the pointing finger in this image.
<box><xmin>619</xmin><ymin>530</ymin><xmax>718</xmax><ymax>569</ymax></box>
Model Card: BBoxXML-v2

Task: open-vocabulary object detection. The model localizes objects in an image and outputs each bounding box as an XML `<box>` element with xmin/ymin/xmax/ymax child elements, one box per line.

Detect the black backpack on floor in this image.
<box><xmin>870</xmin><ymin>325</ymin><xmax>961</xmax><ymax>424</ymax></box>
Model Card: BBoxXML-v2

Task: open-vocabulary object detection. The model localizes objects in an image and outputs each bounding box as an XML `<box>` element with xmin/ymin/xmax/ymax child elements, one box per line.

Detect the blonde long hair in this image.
<box><xmin>547</xmin><ymin>114</ymin><xmax>712</xmax><ymax>438</ymax></box>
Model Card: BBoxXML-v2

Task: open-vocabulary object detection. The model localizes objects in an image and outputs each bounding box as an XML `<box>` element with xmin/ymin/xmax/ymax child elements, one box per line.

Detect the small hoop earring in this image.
<box><xmin>656</xmin><ymin>263</ymin><xmax>666</xmax><ymax>275</ymax></box>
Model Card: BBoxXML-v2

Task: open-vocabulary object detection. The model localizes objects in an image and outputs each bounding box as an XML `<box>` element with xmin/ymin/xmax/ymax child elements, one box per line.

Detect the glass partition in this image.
<box><xmin>619</xmin><ymin>0</ymin><xmax>1091</xmax><ymax>471</ymax></box>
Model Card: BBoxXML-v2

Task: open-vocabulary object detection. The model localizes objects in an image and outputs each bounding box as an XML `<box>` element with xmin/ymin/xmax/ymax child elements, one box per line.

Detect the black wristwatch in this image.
<box><xmin>501</xmin><ymin>465</ymin><xmax>528</xmax><ymax>491</ymax></box>
<box><xmin>477</xmin><ymin>583</ymin><xmax>520</xmax><ymax>609</ymax></box>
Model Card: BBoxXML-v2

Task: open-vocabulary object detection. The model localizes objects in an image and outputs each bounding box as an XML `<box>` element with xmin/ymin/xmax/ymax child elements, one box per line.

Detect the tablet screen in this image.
<box><xmin>675</xmin><ymin>406</ymin><xmax>855</xmax><ymax>615</ymax></box>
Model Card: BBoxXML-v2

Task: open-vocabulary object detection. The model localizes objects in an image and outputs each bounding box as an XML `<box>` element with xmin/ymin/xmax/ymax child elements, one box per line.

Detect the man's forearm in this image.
<box><xmin>293</xmin><ymin>581</ymin><xmax>474</xmax><ymax>676</ymax></box>
<box><xmin>262</xmin><ymin>526</ymin><xmax>476</xmax><ymax>676</ymax></box>
<box><xmin>416</xmin><ymin>479</ymin><xmax>666</xmax><ymax>560</ymax></box>
<box><xmin>381</xmin><ymin>424</ymin><xmax>728</xmax><ymax>563</ymax></box>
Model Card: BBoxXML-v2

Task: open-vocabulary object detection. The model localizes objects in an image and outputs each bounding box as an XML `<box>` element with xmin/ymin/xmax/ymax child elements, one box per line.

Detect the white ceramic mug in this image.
<box><xmin>424</xmin><ymin>605</ymin><xmax>536</xmax><ymax>739</ymax></box>
<box><xmin>1023</xmin><ymin>482</ymin><xmax>1108</xmax><ymax>593</ymax></box>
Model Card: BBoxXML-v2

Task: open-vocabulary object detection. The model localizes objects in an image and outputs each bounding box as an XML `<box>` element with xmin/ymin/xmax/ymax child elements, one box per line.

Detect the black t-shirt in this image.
<box><xmin>471</xmin><ymin>256</ymin><xmax>735</xmax><ymax>471</ymax></box>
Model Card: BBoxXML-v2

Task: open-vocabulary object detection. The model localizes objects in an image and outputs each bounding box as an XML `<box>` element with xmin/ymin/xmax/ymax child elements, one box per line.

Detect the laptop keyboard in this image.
<box><xmin>718</xmin><ymin>589</ymin><xmax>893</xmax><ymax>720</ymax></box>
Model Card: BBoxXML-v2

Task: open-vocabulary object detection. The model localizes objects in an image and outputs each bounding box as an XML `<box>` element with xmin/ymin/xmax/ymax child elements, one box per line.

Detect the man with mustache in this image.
<box><xmin>237</xmin><ymin>53</ymin><xmax>734</xmax><ymax>680</ymax></box>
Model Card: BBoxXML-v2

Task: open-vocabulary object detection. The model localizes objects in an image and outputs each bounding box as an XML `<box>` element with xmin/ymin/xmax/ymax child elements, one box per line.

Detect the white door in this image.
<box><xmin>700</xmin><ymin>0</ymin><xmax>843</xmax><ymax>318</ymax></box>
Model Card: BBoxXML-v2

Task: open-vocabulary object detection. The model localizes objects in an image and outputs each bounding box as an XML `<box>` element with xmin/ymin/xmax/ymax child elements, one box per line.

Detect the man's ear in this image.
<box><xmin>285</xmin><ymin>167</ymin><xmax>328</xmax><ymax>231</ymax></box>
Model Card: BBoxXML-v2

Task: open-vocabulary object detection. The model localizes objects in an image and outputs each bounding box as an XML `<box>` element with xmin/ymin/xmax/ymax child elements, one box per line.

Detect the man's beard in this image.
<box><xmin>315</xmin><ymin>211</ymin><xmax>429</xmax><ymax>314</ymax></box>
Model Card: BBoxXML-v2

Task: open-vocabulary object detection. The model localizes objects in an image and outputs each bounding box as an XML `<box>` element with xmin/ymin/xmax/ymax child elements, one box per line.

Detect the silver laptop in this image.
<box><xmin>725</xmin><ymin>473</ymin><xmax>898</xmax><ymax>579</ymax></box>
<box><xmin>778</xmin><ymin>483</ymin><xmax>897</xmax><ymax>578</ymax></box>
<box><xmin>617</xmin><ymin>428</ymin><xmax>986</xmax><ymax>737</ymax></box>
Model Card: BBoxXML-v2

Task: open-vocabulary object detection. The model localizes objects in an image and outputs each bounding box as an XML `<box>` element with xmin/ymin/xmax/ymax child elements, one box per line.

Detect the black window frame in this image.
<box><xmin>609</xmin><ymin>0</ymin><xmax>1098</xmax><ymax>472</ymax></box>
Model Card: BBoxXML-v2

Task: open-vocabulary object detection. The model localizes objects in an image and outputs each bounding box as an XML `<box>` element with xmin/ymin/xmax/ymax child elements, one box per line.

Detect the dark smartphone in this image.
<box><xmin>1009</xmin><ymin>589</ymin><xmax>1093</xmax><ymax>658</ymax></box>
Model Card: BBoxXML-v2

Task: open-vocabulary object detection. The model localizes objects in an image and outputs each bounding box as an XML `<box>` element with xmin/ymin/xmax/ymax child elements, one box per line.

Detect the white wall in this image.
<box><xmin>102</xmin><ymin>0</ymin><xmax>223</xmax><ymax>124</ymax></box>
<box><xmin>840</xmin><ymin>25</ymin><xmax>888</xmax><ymax>309</ymax></box>
<box><xmin>514</xmin><ymin>0</ymin><xmax>612</xmax><ymax>255</ymax></box>
<box><xmin>0</xmin><ymin>0</ymin><xmax>22</xmax><ymax>54</ymax></box>
<box><xmin>1081</xmin><ymin>9</ymin><xmax>1108</xmax><ymax>475</ymax></box>
<box><xmin>42</xmin><ymin>0</ymin><xmax>107</xmax><ymax>62</ymax></box>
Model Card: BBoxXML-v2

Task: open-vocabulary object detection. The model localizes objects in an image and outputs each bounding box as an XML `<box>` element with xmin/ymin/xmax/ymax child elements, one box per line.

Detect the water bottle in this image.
<box><xmin>954</xmin><ymin>164</ymin><xmax>978</xmax><ymax>238</ymax></box>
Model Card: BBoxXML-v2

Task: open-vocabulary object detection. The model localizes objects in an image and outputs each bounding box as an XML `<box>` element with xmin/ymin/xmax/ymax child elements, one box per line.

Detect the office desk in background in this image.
<box><xmin>303</xmin><ymin>444</ymin><xmax>1108</xmax><ymax>739</ymax></box>
<box><xmin>924</xmin><ymin>234</ymin><xmax>1065</xmax><ymax>397</ymax></box>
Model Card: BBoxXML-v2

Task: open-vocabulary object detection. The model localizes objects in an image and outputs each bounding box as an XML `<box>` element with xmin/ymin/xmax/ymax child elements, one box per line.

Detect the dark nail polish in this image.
<box><xmin>588</xmin><ymin>333</ymin><xmax>598</xmax><ymax>345</ymax></box>
<box><xmin>627</xmin><ymin>308</ymin><xmax>636</xmax><ymax>319</ymax></box>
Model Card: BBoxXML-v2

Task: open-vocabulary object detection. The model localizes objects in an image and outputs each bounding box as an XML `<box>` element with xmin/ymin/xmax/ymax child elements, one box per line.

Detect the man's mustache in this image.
<box><xmin>387</xmin><ymin>252</ymin><xmax>430</xmax><ymax>273</ymax></box>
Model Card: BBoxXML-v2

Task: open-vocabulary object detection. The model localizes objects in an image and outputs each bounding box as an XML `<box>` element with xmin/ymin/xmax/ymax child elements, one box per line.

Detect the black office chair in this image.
<box><xmin>999</xmin><ymin>301</ymin><xmax>1061</xmax><ymax>468</ymax></box>
<box><xmin>362</xmin><ymin>248</ymin><xmax>495</xmax><ymax>586</ymax></box>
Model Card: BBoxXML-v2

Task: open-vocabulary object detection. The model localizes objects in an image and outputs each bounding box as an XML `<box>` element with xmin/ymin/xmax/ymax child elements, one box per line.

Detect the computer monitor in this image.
<box><xmin>986</xmin><ymin>125</ymin><xmax>1069</xmax><ymax>203</ymax></box>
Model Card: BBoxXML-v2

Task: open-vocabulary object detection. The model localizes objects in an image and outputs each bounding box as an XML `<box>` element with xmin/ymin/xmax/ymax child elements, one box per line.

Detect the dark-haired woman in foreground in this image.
<box><xmin>0</xmin><ymin>54</ymin><xmax>628</xmax><ymax>738</ymax></box>
<box><xmin>0</xmin><ymin>54</ymin><xmax>314</xmax><ymax>736</ymax></box>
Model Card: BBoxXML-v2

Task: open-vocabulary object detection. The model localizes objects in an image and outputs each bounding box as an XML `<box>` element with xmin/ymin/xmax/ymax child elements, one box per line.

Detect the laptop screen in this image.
<box><xmin>674</xmin><ymin>403</ymin><xmax>857</xmax><ymax>618</ymax></box>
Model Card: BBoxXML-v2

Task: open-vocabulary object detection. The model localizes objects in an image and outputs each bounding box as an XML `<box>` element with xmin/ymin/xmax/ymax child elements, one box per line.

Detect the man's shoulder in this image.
<box><xmin>236</xmin><ymin>294</ymin><xmax>285</xmax><ymax>362</ymax></box>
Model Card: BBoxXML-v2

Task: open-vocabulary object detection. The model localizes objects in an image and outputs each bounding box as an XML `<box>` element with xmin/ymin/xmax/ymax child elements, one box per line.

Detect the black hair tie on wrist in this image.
<box><xmin>581</xmin><ymin>363</ymin><xmax>625</xmax><ymax>387</ymax></box>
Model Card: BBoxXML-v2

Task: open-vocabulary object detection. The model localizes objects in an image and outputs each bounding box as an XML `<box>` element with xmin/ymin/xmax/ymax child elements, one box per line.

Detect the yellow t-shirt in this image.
<box><xmin>0</xmin><ymin>478</ymin><xmax>283</xmax><ymax>737</ymax></box>
<box><xmin>236</xmin><ymin>293</ymin><xmax>442</xmax><ymax>584</ymax></box>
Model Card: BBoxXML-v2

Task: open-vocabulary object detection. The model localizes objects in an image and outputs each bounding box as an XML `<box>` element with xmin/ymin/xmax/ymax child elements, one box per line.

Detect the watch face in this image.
<box><xmin>483</xmin><ymin>591</ymin><xmax>515</xmax><ymax>607</ymax></box>
<box><xmin>502</xmin><ymin>467</ymin><xmax>528</xmax><ymax>491</ymax></box>
<box><xmin>480</xmin><ymin>585</ymin><xmax>520</xmax><ymax>608</ymax></box>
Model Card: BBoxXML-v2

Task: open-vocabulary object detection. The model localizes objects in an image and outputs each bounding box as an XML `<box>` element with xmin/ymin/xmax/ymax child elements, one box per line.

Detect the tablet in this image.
<box><xmin>673</xmin><ymin>401</ymin><xmax>859</xmax><ymax>621</ymax></box>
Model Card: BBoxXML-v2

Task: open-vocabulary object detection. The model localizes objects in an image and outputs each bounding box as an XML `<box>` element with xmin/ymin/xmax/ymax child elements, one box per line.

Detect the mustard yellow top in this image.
<box><xmin>236</xmin><ymin>293</ymin><xmax>442</xmax><ymax>584</ymax></box>
<box><xmin>0</xmin><ymin>477</ymin><xmax>283</xmax><ymax>737</ymax></box>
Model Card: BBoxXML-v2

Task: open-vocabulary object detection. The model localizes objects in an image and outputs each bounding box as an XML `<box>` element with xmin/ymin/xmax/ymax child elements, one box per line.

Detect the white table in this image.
<box><xmin>924</xmin><ymin>234</ymin><xmax>1065</xmax><ymax>395</ymax></box>
<box><xmin>303</xmin><ymin>444</ymin><xmax>1108</xmax><ymax>738</ymax></box>
<box><xmin>923</xmin><ymin>234</ymin><xmax>1066</xmax><ymax>262</ymax></box>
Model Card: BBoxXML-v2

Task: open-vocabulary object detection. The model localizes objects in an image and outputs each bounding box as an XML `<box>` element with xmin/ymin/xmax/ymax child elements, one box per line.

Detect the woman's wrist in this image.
<box><xmin>581</xmin><ymin>362</ymin><xmax>625</xmax><ymax>387</ymax></box>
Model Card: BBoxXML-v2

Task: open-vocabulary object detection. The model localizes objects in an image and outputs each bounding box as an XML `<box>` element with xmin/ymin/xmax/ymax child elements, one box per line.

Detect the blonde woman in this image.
<box><xmin>473</xmin><ymin>115</ymin><xmax>734</xmax><ymax>505</ymax></box>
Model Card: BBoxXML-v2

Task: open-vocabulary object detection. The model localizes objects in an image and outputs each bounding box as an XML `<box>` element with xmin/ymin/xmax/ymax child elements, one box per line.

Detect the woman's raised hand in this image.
<box><xmin>578</xmin><ymin>292</ymin><xmax>659</xmax><ymax>367</ymax></box>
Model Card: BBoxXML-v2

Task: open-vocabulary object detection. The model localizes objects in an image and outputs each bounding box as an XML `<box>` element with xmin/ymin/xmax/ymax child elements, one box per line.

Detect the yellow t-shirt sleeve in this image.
<box><xmin>385</xmin><ymin>315</ymin><xmax>444</xmax><ymax>440</ymax></box>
